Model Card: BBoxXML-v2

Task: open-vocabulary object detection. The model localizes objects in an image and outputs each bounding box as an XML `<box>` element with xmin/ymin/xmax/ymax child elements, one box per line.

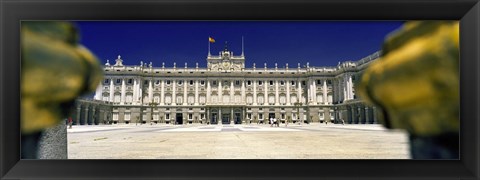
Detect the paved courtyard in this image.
<box><xmin>67</xmin><ymin>123</ymin><xmax>410</xmax><ymax>159</ymax></box>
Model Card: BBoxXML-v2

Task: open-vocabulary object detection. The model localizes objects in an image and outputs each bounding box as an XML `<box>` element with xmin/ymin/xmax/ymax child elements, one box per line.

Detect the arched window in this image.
<box><xmin>126</xmin><ymin>93</ymin><xmax>133</xmax><ymax>103</ymax></box>
<box><xmin>258</xmin><ymin>95</ymin><xmax>264</xmax><ymax>104</ymax></box>
<box><xmin>246</xmin><ymin>94</ymin><xmax>253</xmax><ymax>104</ymax></box>
<box><xmin>279</xmin><ymin>94</ymin><xmax>286</xmax><ymax>104</ymax></box>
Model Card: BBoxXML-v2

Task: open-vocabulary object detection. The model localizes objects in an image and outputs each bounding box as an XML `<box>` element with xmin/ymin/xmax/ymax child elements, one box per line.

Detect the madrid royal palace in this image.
<box><xmin>74</xmin><ymin>41</ymin><xmax>381</xmax><ymax>125</ymax></box>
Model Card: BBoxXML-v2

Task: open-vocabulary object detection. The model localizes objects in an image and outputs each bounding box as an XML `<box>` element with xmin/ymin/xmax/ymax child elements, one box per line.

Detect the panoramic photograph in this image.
<box><xmin>20</xmin><ymin>21</ymin><xmax>459</xmax><ymax>159</ymax></box>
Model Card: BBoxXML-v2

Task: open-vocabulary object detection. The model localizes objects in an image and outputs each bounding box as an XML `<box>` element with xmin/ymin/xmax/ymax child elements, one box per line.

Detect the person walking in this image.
<box><xmin>68</xmin><ymin>117</ymin><xmax>73</xmax><ymax>129</ymax></box>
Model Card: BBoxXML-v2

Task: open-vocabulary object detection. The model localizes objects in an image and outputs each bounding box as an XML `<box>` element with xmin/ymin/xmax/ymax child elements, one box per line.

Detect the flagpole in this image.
<box><xmin>208</xmin><ymin>37</ymin><xmax>211</xmax><ymax>56</ymax></box>
<box><xmin>241</xmin><ymin>36</ymin><xmax>244</xmax><ymax>56</ymax></box>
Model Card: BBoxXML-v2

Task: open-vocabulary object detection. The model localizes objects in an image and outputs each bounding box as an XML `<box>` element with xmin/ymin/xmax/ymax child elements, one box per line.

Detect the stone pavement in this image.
<box><xmin>67</xmin><ymin>123</ymin><xmax>410</xmax><ymax>159</ymax></box>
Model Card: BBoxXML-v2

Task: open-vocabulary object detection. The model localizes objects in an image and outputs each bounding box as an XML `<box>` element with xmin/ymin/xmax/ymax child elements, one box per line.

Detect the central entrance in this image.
<box><xmin>208</xmin><ymin>107</ymin><xmax>244</xmax><ymax>125</ymax></box>
<box><xmin>222</xmin><ymin>113</ymin><xmax>230</xmax><ymax>124</ymax></box>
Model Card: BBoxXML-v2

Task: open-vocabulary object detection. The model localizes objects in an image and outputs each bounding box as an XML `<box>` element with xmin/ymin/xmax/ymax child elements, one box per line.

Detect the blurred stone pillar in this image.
<box><xmin>38</xmin><ymin>121</ymin><xmax>67</xmax><ymax>159</ymax></box>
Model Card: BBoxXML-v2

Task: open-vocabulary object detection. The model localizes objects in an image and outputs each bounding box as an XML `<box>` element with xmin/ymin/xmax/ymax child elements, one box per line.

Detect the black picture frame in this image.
<box><xmin>1</xmin><ymin>0</ymin><xmax>479</xmax><ymax>179</ymax></box>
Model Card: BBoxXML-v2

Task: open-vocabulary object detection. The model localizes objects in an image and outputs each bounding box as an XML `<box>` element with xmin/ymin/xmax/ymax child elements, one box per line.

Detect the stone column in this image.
<box><xmin>109</xmin><ymin>78</ymin><xmax>114</xmax><ymax>102</ymax></box>
<box><xmin>160</xmin><ymin>80</ymin><xmax>165</xmax><ymax>105</ymax></box>
<box><xmin>264</xmin><ymin>80</ymin><xmax>268</xmax><ymax>105</ymax></box>
<box><xmin>286</xmin><ymin>80</ymin><xmax>290</xmax><ymax>105</ymax></box>
<box><xmin>358</xmin><ymin>106</ymin><xmax>362</xmax><ymax>124</ymax></box>
<box><xmin>297</xmin><ymin>79</ymin><xmax>302</xmax><ymax>103</ymax></box>
<box><xmin>206</xmin><ymin>107</ymin><xmax>210</xmax><ymax>124</ymax></box>
<box><xmin>231</xmin><ymin>108</ymin><xmax>234</xmax><ymax>124</ymax></box>
<box><xmin>207</xmin><ymin>80</ymin><xmax>211</xmax><ymax>103</ymax></box>
<box><xmin>349</xmin><ymin>106</ymin><xmax>354</xmax><ymax>124</ymax></box>
<box><xmin>348</xmin><ymin>75</ymin><xmax>353</xmax><ymax>99</ymax></box>
<box><xmin>195</xmin><ymin>80</ymin><xmax>199</xmax><ymax>105</ymax></box>
<box><xmin>172</xmin><ymin>80</ymin><xmax>176</xmax><ymax>105</ymax></box>
<box><xmin>121</xmin><ymin>78</ymin><xmax>126</xmax><ymax>104</ymax></box>
<box><xmin>230</xmin><ymin>81</ymin><xmax>234</xmax><ymax>103</ymax></box>
<box><xmin>312</xmin><ymin>79</ymin><xmax>317</xmax><ymax>105</ymax></box>
<box><xmin>184</xmin><ymin>80</ymin><xmax>187</xmax><ymax>105</ymax></box>
<box><xmin>218</xmin><ymin>80</ymin><xmax>222</xmax><ymax>103</ymax></box>
<box><xmin>241</xmin><ymin>80</ymin><xmax>246</xmax><ymax>103</ymax></box>
<box><xmin>94</xmin><ymin>81</ymin><xmax>102</xmax><ymax>100</ymax></box>
<box><xmin>76</xmin><ymin>105</ymin><xmax>81</xmax><ymax>125</ymax></box>
<box><xmin>323</xmin><ymin>80</ymin><xmax>328</xmax><ymax>105</ymax></box>
<box><xmin>84</xmin><ymin>105</ymin><xmax>89</xmax><ymax>125</ymax></box>
<box><xmin>365</xmin><ymin>107</ymin><xmax>370</xmax><ymax>124</ymax></box>
<box><xmin>344</xmin><ymin>76</ymin><xmax>348</xmax><ymax>101</ymax></box>
<box><xmin>138</xmin><ymin>79</ymin><xmax>143</xmax><ymax>104</ymax></box>
<box><xmin>133</xmin><ymin>78</ymin><xmax>137</xmax><ymax>104</ymax></box>
<box><xmin>275</xmin><ymin>80</ymin><xmax>279</xmax><ymax>105</ymax></box>
<box><xmin>253</xmin><ymin>80</ymin><xmax>257</xmax><ymax>105</ymax></box>
<box><xmin>92</xmin><ymin>107</ymin><xmax>97</xmax><ymax>125</ymax></box>
<box><xmin>219</xmin><ymin>108</ymin><xmax>222</xmax><ymax>125</ymax></box>
<box><xmin>148</xmin><ymin>79</ymin><xmax>153</xmax><ymax>103</ymax></box>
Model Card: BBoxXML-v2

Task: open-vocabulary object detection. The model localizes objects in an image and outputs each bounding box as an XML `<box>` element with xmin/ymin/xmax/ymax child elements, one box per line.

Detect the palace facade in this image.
<box><xmin>73</xmin><ymin>44</ymin><xmax>380</xmax><ymax>125</ymax></box>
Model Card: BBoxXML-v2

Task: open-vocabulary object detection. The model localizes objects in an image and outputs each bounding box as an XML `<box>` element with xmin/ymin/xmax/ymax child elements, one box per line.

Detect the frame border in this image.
<box><xmin>1</xmin><ymin>0</ymin><xmax>479</xmax><ymax>179</ymax></box>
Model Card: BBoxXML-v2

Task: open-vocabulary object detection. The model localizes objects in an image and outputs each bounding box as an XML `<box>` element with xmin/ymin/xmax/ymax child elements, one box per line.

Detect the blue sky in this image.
<box><xmin>75</xmin><ymin>21</ymin><xmax>404</xmax><ymax>68</ymax></box>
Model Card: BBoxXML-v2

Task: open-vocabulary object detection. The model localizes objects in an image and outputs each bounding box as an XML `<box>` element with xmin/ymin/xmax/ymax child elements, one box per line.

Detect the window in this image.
<box><xmin>102</xmin><ymin>94</ymin><xmax>109</xmax><ymax>101</ymax></box>
<box><xmin>166</xmin><ymin>113</ymin><xmax>170</xmax><ymax>120</ymax></box>
<box><xmin>317</xmin><ymin>80</ymin><xmax>321</xmax><ymax>84</ymax></box>
<box><xmin>201</xmin><ymin>114</ymin><xmax>205</xmax><ymax>120</ymax></box>
<box><xmin>280</xmin><ymin>81</ymin><xmax>285</xmax><ymax>85</ymax></box>
<box><xmin>190</xmin><ymin>80</ymin><xmax>194</xmax><ymax>85</ymax></box>
<box><xmin>117</xmin><ymin>79</ymin><xmax>121</xmax><ymax>84</ymax></box>
<box><xmin>128</xmin><ymin>79</ymin><xmax>133</xmax><ymax>84</ymax></box>
<box><xmin>258</xmin><ymin>96</ymin><xmax>264</xmax><ymax>104</ymax></box>
<box><xmin>126</xmin><ymin>94</ymin><xmax>133</xmax><ymax>103</ymax></box>
<box><xmin>247</xmin><ymin>113</ymin><xmax>252</xmax><ymax>119</ymax></box>
<box><xmin>235</xmin><ymin>80</ymin><xmax>240</xmax><ymax>85</ymax></box>
<box><xmin>269</xmin><ymin>81</ymin><xmax>274</xmax><ymax>86</ymax></box>
<box><xmin>281</xmin><ymin>113</ymin><xmax>285</xmax><ymax>120</ymax></box>
<box><xmin>259</xmin><ymin>114</ymin><xmax>264</xmax><ymax>120</ymax></box>
<box><xmin>212</xmin><ymin>81</ymin><xmax>217</xmax><ymax>85</ymax></box>
<box><xmin>247</xmin><ymin>80</ymin><xmax>251</xmax><ymax>85</ymax></box>
<box><xmin>113</xmin><ymin>112</ymin><xmax>119</xmax><ymax>120</ymax></box>
<box><xmin>291</xmin><ymin>81</ymin><xmax>295</xmax><ymax>86</ymax></box>
<box><xmin>246</xmin><ymin>95</ymin><xmax>253</xmax><ymax>104</ymax></box>
<box><xmin>319</xmin><ymin>112</ymin><xmax>325</xmax><ymax>120</ymax></box>
<box><xmin>166</xmin><ymin>80</ymin><xmax>171</xmax><ymax>85</ymax></box>
<box><xmin>124</xmin><ymin>112</ymin><xmax>131</xmax><ymax>120</ymax></box>
<box><xmin>178</xmin><ymin>80</ymin><xmax>183</xmax><ymax>85</ymax></box>
<box><xmin>144</xmin><ymin>80</ymin><xmax>148</xmax><ymax>84</ymax></box>
<box><xmin>259</xmin><ymin>108</ymin><xmax>263</xmax><ymax>111</ymax></box>
<box><xmin>155</xmin><ymin>80</ymin><xmax>160</xmax><ymax>85</ymax></box>
<box><xmin>153</xmin><ymin>113</ymin><xmax>159</xmax><ymax>120</ymax></box>
<box><xmin>268</xmin><ymin>95</ymin><xmax>275</xmax><ymax>104</ymax></box>
<box><xmin>201</xmin><ymin>80</ymin><xmax>205</xmax><ymax>85</ymax></box>
<box><xmin>188</xmin><ymin>96</ymin><xmax>194</xmax><ymax>104</ymax></box>
<box><xmin>259</xmin><ymin>81</ymin><xmax>263</xmax><ymax>85</ymax></box>
<box><xmin>166</xmin><ymin>108</ymin><xmax>170</xmax><ymax>110</ymax></box>
<box><xmin>328</xmin><ymin>80</ymin><xmax>332</xmax><ymax>84</ymax></box>
<box><xmin>104</xmin><ymin>79</ymin><xmax>110</xmax><ymax>84</ymax></box>
<box><xmin>302</xmin><ymin>81</ymin><xmax>306</xmax><ymax>85</ymax></box>
<box><xmin>188</xmin><ymin>114</ymin><xmax>193</xmax><ymax>120</ymax></box>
